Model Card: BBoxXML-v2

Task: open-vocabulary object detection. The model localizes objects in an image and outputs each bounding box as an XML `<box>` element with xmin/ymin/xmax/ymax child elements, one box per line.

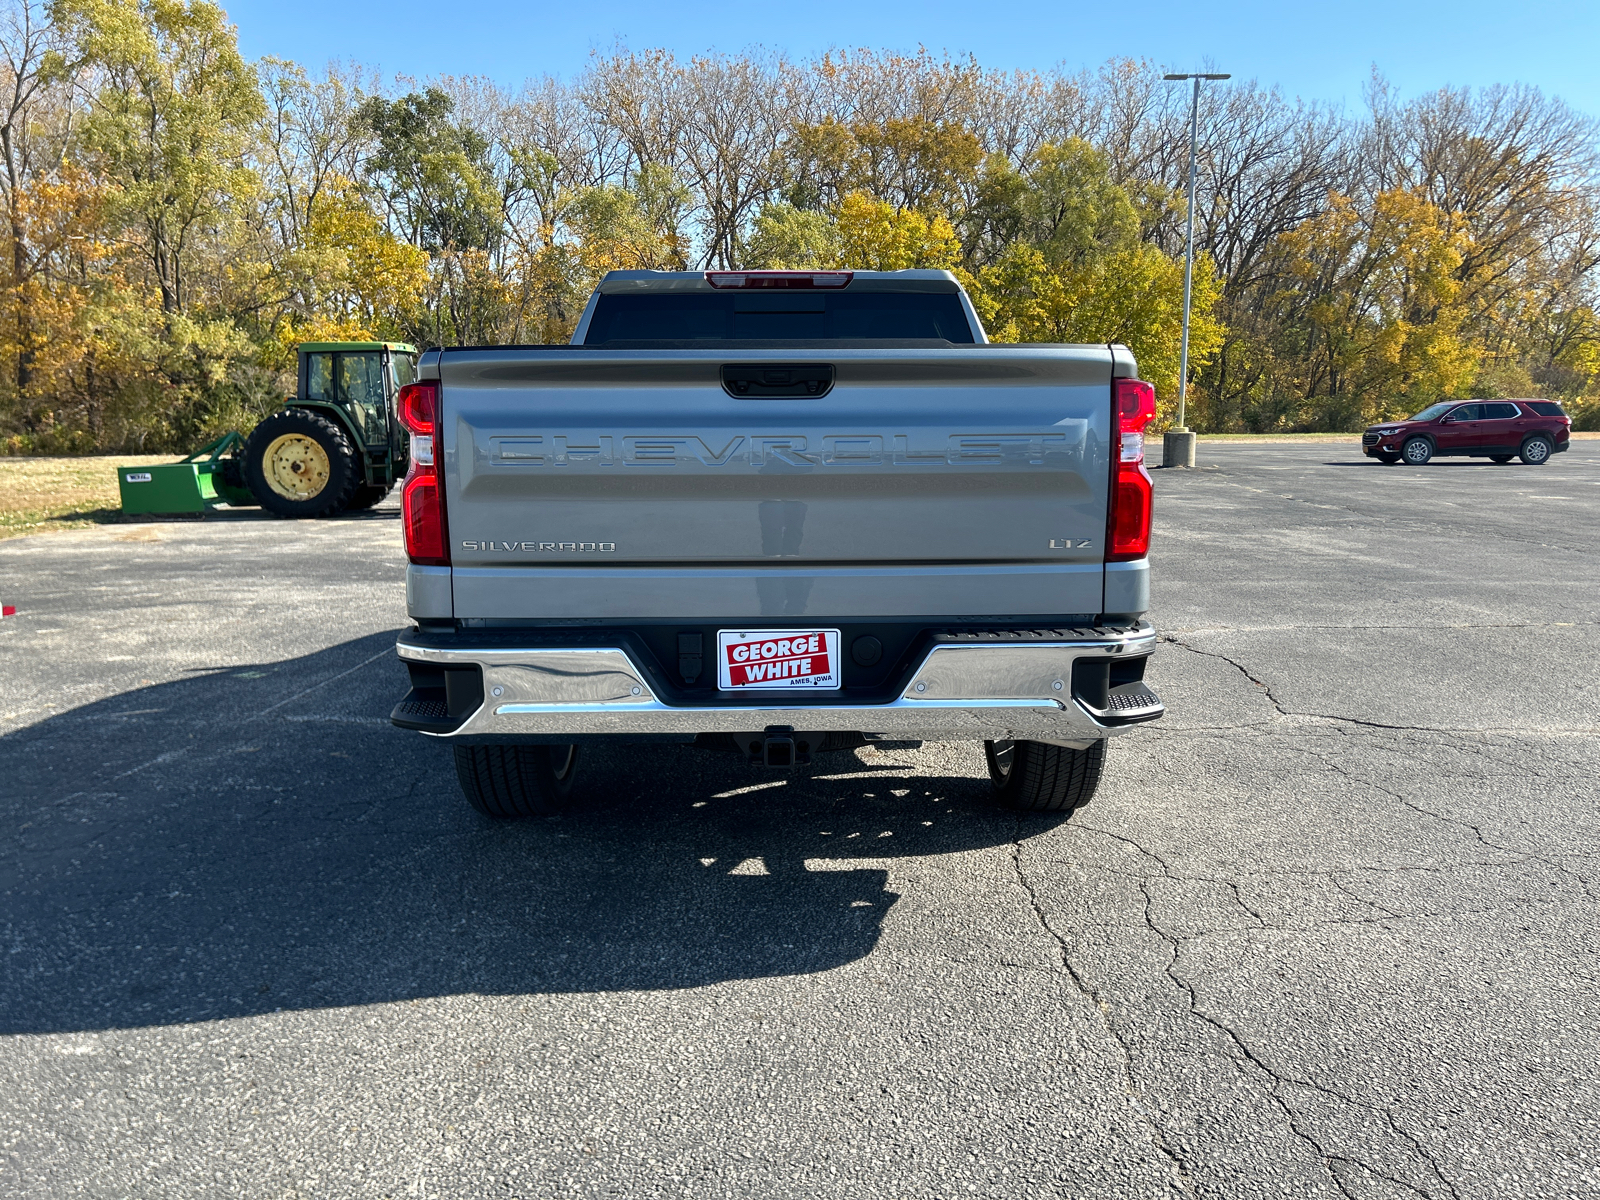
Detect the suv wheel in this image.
<box><xmin>453</xmin><ymin>744</ymin><xmax>579</xmax><ymax>818</ymax></box>
<box><xmin>244</xmin><ymin>409</ymin><xmax>361</xmax><ymax>517</ymax></box>
<box><xmin>1519</xmin><ymin>436</ymin><xmax>1553</xmax><ymax>465</ymax></box>
<box><xmin>1401</xmin><ymin>437</ymin><xmax>1433</xmax><ymax>466</ymax></box>
<box><xmin>1489</xmin><ymin>455</ymin><xmax>1514</xmax><ymax>463</ymax></box>
<box><xmin>1375</xmin><ymin>452</ymin><xmax>1401</xmax><ymax>464</ymax></box>
<box><xmin>984</xmin><ymin>739</ymin><xmax>1104</xmax><ymax>814</ymax></box>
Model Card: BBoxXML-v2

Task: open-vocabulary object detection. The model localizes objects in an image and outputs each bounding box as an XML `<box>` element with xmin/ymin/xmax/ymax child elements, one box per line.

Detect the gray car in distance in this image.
<box><xmin>389</xmin><ymin>269</ymin><xmax>1165</xmax><ymax>817</ymax></box>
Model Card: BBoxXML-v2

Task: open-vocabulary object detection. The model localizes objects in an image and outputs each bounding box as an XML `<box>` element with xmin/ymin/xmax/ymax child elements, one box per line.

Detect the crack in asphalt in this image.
<box><xmin>1056</xmin><ymin>824</ymin><xmax>1466</xmax><ymax>936</ymax></box>
<box><xmin>1282</xmin><ymin>743</ymin><xmax>1600</xmax><ymax>904</ymax></box>
<box><xmin>1287</xmin><ymin>744</ymin><xmax>1512</xmax><ymax>854</ymax></box>
<box><xmin>1152</xmin><ymin>640</ymin><xmax>1600</xmax><ymax>908</ymax></box>
<box><xmin>1132</xmin><ymin>878</ymin><xmax>1464</xmax><ymax>1200</ymax></box>
<box><xmin>1070</xmin><ymin>616</ymin><xmax>1600</xmax><ymax>1196</ymax></box>
<box><xmin>1328</xmin><ymin>872</ymin><xmax>1407</xmax><ymax>920</ymax></box>
<box><xmin>1158</xmin><ymin>636</ymin><xmax>1600</xmax><ymax>736</ymax></box>
<box><xmin>1159</xmin><ymin>635</ymin><xmax>1471</xmax><ymax>733</ymax></box>
<box><xmin>1039</xmin><ymin>823</ymin><xmax>1470</xmax><ymax>1198</ymax></box>
<box><xmin>1014</xmin><ymin>817</ymin><xmax>1518</xmax><ymax>1197</ymax></box>
<box><xmin>1134</xmin><ymin>881</ymin><xmax>1362</xmax><ymax>1200</ymax></box>
<box><xmin>1008</xmin><ymin>828</ymin><xmax>1193</xmax><ymax>1196</ymax></box>
<box><xmin>1158</xmin><ymin>634</ymin><xmax>1291</xmax><ymax>716</ymax></box>
<box><xmin>1107</xmin><ymin>724</ymin><xmax>1598</xmax><ymax>920</ymax></box>
<box><xmin>1070</xmin><ymin>869</ymin><xmax>1561</xmax><ymax>933</ymax></box>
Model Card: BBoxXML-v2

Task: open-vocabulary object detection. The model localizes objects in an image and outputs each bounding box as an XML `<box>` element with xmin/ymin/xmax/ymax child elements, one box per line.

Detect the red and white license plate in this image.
<box><xmin>717</xmin><ymin>629</ymin><xmax>842</xmax><ymax>690</ymax></box>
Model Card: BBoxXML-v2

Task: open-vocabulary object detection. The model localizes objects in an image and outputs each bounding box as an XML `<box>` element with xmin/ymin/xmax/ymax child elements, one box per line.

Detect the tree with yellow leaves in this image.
<box><xmin>249</xmin><ymin>178</ymin><xmax>428</xmax><ymax>355</ymax></box>
<box><xmin>1278</xmin><ymin>188</ymin><xmax>1478</xmax><ymax>425</ymax></box>
<box><xmin>744</xmin><ymin>193</ymin><xmax>963</xmax><ymax>273</ymax></box>
<box><xmin>833</xmin><ymin>193</ymin><xmax>963</xmax><ymax>272</ymax></box>
<box><xmin>973</xmin><ymin>241</ymin><xmax>1221</xmax><ymax>411</ymax></box>
<box><xmin>55</xmin><ymin>0</ymin><xmax>264</xmax><ymax>316</ymax></box>
<box><xmin>967</xmin><ymin>141</ymin><xmax>1222</xmax><ymax>414</ymax></box>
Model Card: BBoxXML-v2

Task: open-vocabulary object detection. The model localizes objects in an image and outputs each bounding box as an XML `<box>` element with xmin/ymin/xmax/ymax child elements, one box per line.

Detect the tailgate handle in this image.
<box><xmin>721</xmin><ymin>363</ymin><xmax>834</xmax><ymax>398</ymax></box>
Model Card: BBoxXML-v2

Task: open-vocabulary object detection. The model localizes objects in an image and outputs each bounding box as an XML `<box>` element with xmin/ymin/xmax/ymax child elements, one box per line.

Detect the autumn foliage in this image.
<box><xmin>1</xmin><ymin>3</ymin><xmax>1597</xmax><ymax>452</ymax></box>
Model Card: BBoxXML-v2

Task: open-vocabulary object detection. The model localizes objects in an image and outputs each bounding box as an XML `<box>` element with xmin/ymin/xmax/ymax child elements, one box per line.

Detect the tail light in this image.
<box><xmin>1108</xmin><ymin>377</ymin><xmax>1156</xmax><ymax>561</ymax></box>
<box><xmin>396</xmin><ymin>380</ymin><xmax>448</xmax><ymax>566</ymax></box>
<box><xmin>704</xmin><ymin>271</ymin><xmax>853</xmax><ymax>289</ymax></box>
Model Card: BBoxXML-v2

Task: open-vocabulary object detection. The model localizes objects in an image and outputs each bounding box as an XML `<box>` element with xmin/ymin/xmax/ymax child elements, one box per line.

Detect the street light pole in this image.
<box><xmin>1161</xmin><ymin>71</ymin><xmax>1229</xmax><ymax>468</ymax></box>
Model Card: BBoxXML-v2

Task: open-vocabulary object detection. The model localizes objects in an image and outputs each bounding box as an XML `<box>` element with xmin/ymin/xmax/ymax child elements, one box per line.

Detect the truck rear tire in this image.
<box><xmin>453</xmin><ymin>744</ymin><xmax>579</xmax><ymax>818</ymax></box>
<box><xmin>984</xmin><ymin>739</ymin><xmax>1104</xmax><ymax>813</ymax></box>
<box><xmin>244</xmin><ymin>409</ymin><xmax>361</xmax><ymax>518</ymax></box>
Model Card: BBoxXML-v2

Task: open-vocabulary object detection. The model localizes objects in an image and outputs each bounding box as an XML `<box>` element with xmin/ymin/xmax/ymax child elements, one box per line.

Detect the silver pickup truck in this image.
<box><xmin>389</xmin><ymin>269</ymin><xmax>1163</xmax><ymax>817</ymax></box>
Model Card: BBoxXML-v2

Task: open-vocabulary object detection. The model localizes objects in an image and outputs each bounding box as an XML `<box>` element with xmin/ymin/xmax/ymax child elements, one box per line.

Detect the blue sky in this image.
<box><xmin>226</xmin><ymin>0</ymin><xmax>1600</xmax><ymax>116</ymax></box>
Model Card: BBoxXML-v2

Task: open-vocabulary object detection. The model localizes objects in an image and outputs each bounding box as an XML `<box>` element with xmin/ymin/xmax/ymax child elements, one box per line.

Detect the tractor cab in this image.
<box><xmin>242</xmin><ymin>341</ymin><xmax>419</xmax><ymax>517</ymax></box>
<box><xmin>296</xmin><ymin>342</ymin><xmax>418</xmax><ymax>453</ymax></box>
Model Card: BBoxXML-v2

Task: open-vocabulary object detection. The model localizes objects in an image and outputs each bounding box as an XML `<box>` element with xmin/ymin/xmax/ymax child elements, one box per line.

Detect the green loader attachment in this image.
<box><xmin>117</xmin><ymin>433</ymin><xmax>256</xmax><ymax>515</ymax></box>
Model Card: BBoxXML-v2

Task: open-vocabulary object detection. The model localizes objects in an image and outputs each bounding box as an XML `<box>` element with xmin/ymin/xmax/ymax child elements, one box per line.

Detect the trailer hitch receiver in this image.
<box><xmin>753</xmin><ymin>725</ymin><xmax>809</xmax><ymax>769</ymax></box>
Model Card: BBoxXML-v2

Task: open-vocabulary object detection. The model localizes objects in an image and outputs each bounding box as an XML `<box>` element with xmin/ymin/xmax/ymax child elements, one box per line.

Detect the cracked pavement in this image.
<box><xmin>1</xmin><ymin>441</ymin><xmax>1597</xmax><ymax>1198</ymax></box>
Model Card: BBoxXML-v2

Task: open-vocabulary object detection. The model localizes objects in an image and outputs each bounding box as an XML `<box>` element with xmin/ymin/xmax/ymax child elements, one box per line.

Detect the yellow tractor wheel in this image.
<box><xmin>243</xmin><ymin>409</ymin><xmax>361</xmax><ymax>518</ymax></box>
<box><xmin>261</xmin><ymin>433</ymin><xmax>332</xmax><ymax>500</ymax></box>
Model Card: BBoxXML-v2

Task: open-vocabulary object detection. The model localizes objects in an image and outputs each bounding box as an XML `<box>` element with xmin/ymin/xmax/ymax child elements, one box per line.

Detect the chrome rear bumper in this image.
<box><xmin>394</xmin><ymin>624</ymin><xmax>1162</xmax><ymax>745</ymax></box>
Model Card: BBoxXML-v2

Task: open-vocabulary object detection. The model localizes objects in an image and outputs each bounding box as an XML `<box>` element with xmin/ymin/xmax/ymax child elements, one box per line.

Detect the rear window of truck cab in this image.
<box><xmin>584</xmin><ymin>290</ymin><xmax>976</xmax><ymax>345</ymax></box>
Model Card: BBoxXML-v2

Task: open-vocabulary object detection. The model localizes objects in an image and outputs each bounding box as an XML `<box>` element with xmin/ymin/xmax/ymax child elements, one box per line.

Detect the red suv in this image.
<box><xmin>1363</xmin><ymin>400</ymin><xmax>1571</xmax><ymax>465</ymax></box>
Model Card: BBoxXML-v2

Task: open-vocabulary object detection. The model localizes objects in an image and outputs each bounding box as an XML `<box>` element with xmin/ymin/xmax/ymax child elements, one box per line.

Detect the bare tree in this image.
<box><xmin>0</xmin><ymin>0</ymin><xmax>75</xmax><ymax>391</ymax></box>
<box><xmin>676</xmin><ymin>52</ymin><xmax>788</xmax><ymax>267</ymax></box>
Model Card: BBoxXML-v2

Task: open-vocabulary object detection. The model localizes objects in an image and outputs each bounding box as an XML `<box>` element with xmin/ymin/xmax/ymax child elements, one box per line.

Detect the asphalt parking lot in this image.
<box><xmin>2</xmin><ymin>441</ymin><xmax>1597</xmax><ymax>1199</ymax></box>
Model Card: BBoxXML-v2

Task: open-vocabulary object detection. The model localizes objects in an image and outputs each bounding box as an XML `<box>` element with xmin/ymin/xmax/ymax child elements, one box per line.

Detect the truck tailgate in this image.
<box><xmin>438</xmin><ymin>347</ymin><xmax>1116</xmax><ymax>620</ymax></box>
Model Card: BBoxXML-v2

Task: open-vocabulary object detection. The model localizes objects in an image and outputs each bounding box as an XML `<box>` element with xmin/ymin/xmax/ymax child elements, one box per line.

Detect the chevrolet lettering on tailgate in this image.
<box><xmin>488</xmin><ymin>432</ymin><xmax>1083</xmax><ymax>468</ymax></box>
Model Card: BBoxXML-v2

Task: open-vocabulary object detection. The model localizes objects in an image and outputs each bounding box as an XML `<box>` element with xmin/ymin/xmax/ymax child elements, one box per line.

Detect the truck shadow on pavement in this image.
<box><xmin>1</xmin><ymin>632</ymin><xmax>1060</xmax><ymax>1035</ymax></box>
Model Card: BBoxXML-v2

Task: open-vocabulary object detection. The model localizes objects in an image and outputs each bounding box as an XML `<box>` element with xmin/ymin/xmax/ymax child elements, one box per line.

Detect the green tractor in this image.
<box><xmin>239</xmin><ymin>341</ymin><xmax>419</xmax><ymax>518</ymax></box>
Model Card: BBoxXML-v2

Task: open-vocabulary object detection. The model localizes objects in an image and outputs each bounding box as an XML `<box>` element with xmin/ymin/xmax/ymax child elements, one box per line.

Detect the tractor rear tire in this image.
<box><xmin>244</xmin><ymin>409</ymin><xmax>361</xmax><ymax>518</ymax></box>
<box><xmin>453</xmin><ymin>744</ymin><xmax>580</xmax><ymax>818</ymax></box>
<box><xmin>345</xmin><ymin>483</ymin><xmax>392</xmax><ymax>511</ymax></box>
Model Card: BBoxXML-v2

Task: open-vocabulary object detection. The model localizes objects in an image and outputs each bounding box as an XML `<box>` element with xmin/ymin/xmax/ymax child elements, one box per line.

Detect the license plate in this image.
<box><xmin>717</xmin><ymin>629</ymin><xmax>842</xmax><ymax>690</ymax></box>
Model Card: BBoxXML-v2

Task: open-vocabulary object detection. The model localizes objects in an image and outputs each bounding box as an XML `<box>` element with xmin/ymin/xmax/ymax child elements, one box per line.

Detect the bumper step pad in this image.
<box><xmin>391</xmin><ymin>688</ymin><xmax>456</xmax><ymax>733</ymax></box>
<box><xmin>1103</xmin><ymin>682</ymin><xmax>1163</xmax><ymax>717</ymax></box>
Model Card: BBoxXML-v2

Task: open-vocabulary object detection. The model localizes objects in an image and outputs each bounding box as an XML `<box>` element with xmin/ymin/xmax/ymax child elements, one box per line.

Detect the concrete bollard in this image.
<box><xmin>1162</xmin><ymin>430</ymin><xmax>1197</xmax><ymax>469</ymax></box>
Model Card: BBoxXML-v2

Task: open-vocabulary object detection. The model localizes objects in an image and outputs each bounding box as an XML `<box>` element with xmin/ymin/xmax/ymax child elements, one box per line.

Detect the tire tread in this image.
<box><xmin>986</xmin><ymin>739</ymin><xmax>1105</xmax><ymax>814</ymax></box>
<box><xmin>244</xmin><ymin>409</ymin><xmax>362</xmax><ymax>518</ymax></box>
<box><xmin>452</xmin><ymin>744</ymin><xmax>576</xmax><ymax>818</ymax></box>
